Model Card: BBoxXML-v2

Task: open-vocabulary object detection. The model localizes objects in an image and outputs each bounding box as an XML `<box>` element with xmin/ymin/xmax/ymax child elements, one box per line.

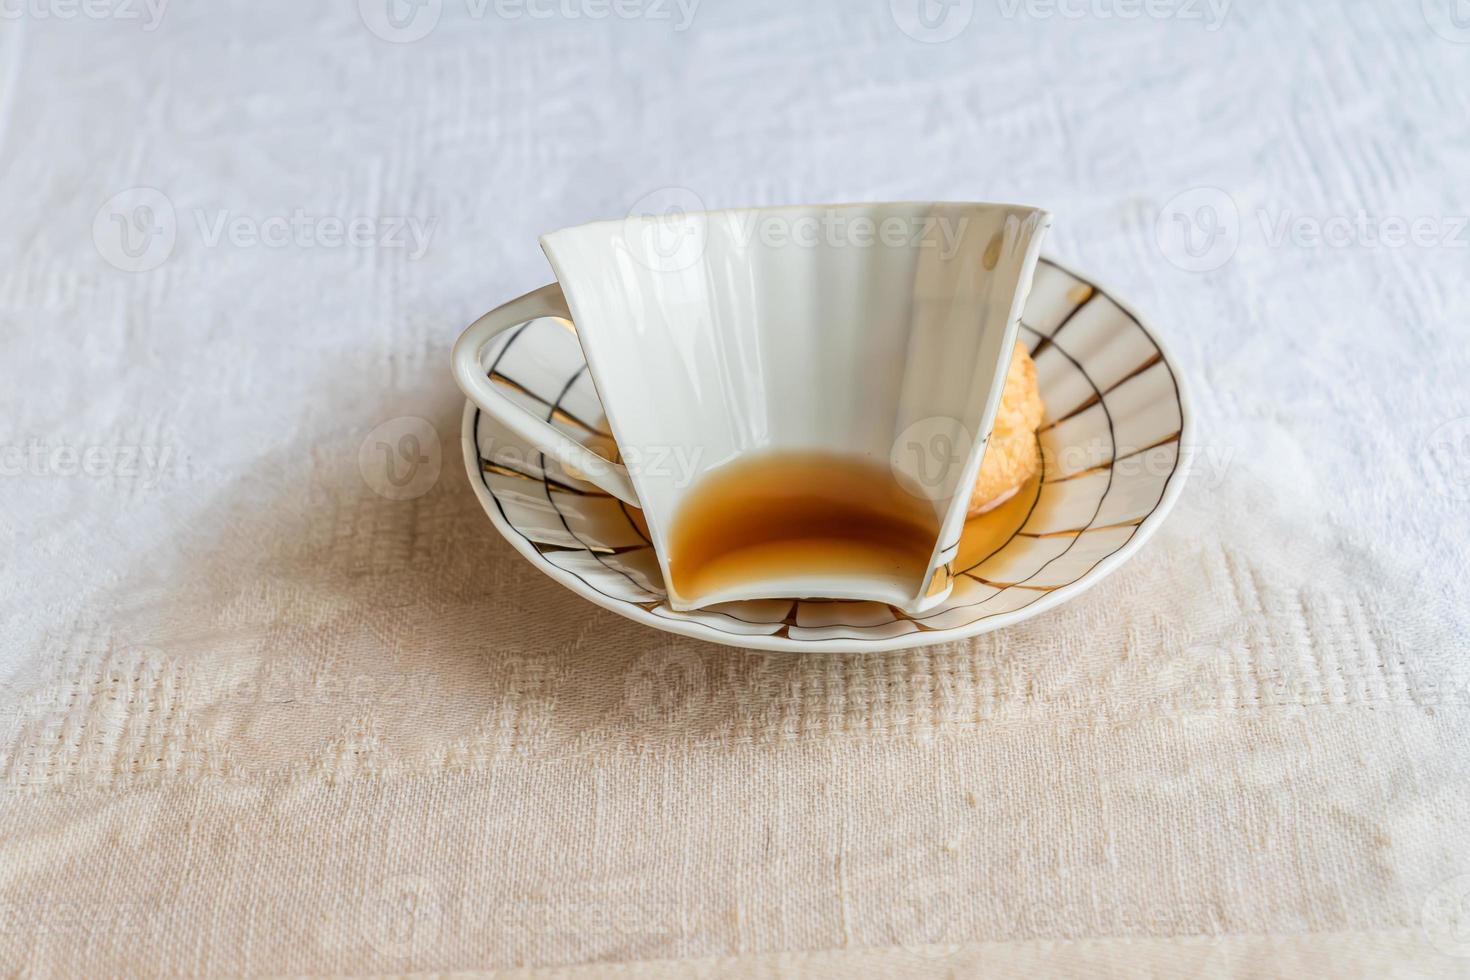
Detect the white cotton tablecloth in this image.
<box><xmin>2</xmin><ymin>1</ymin><xmax>1469</xmax><ymax>975</ymax></box>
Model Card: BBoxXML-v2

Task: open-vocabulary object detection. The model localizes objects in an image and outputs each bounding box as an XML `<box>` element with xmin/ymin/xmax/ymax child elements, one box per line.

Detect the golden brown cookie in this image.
<box><xmin>968</xmin><ymin>340</ymin><xmax>1045</xmax><ymax>517</ymax></box>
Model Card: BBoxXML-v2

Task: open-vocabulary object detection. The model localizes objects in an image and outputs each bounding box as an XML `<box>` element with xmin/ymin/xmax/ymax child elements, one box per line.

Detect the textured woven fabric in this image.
<box><xmin>2</xmin><ymin>0</ymin><xmax>1469</xmax><ymax>975</ymax></box>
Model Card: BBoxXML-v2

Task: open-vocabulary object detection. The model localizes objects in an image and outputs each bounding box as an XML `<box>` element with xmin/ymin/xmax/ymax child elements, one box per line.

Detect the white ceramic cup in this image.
<box><xmin>453</xmin><ymin>202</ymin><xmax>1050</xmax><ymax>614</ymax></box>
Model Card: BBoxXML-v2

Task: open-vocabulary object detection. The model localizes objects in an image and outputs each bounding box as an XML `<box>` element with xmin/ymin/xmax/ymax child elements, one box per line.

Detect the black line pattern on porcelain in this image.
<box><xmin>538</xmin><ymin>364</ymin><xmax>658</xmax><ymax>598</ymax></box>
<box><xmin>1010</xmin><ymin>263</ymin><xmax>1184</xmax><ymax>596</ymax></box>
<box><xmin>489</xmin><ymin>370</ymin><xmax>613</xmax><ymax>437</ymax></box>
<box><xmin>914</xmin><ymin>317</ymin><xmax>1118</xmax><ymax>624</ymax></box>
<box><xmin>475</xmin><ymin>323</ymin><xmax>653</xmax><ymax>605</ymax></box>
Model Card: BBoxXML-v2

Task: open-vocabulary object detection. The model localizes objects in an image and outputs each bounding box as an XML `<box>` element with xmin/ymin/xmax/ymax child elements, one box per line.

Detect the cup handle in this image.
<box><xmin>452</xmin><ymin>283</ymin><xmax>640</xmax><ymax>506</ymax></box>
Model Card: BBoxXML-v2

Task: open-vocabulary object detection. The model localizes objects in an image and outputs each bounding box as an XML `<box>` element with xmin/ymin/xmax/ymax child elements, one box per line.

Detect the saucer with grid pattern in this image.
<box><xmin>460</xmin><ymin>257</ymin><xmax>1190</xmax><ymax>652</ymax></box>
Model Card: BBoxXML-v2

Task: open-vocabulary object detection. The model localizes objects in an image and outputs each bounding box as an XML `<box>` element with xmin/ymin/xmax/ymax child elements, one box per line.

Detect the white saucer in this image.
<box><xmin>460</xmin><ymin>257</ymin><xmax>1191</xmax><ymax>652</ymax></box>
